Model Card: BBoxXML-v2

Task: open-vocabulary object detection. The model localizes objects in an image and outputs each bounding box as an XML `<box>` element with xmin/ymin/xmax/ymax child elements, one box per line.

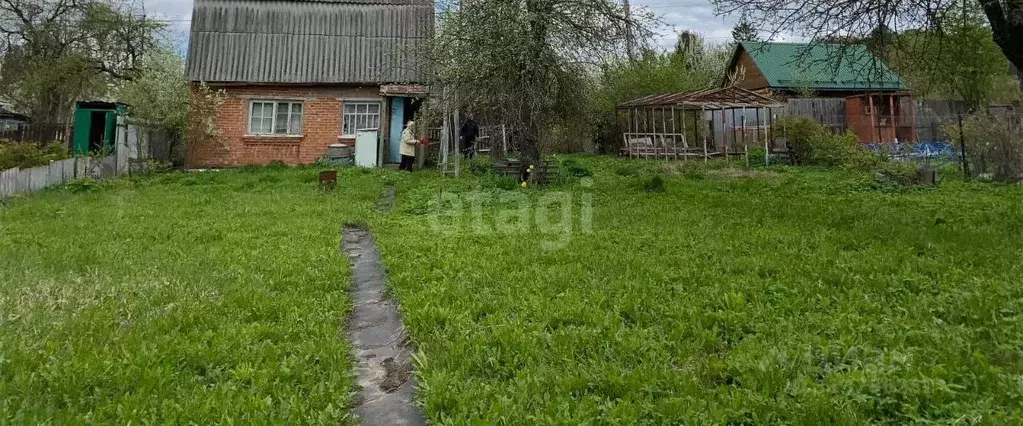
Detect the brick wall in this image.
<box><xmin>188</xmin><ymin>84</ymin><xmax>385</xmax><ymax>167</ymax></box>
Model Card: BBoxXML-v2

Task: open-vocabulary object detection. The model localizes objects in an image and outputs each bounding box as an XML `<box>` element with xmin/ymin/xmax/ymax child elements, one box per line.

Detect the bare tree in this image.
<box><xmin>0</xmin><ymin>0</ymin><xmax>162</xmax><ymax>122</ymax></box>
<box><xmin>712</xmin><ymin>0</ymin><xmax>1023</xmax><ymax>79</ymax></box>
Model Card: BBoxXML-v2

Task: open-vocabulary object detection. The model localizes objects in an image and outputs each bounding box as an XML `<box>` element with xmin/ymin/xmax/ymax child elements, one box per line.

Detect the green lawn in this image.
<box><xmin>2</xmin><ymin>158</ymin><xmax>1022</xmax><ymax>424</ymax></box>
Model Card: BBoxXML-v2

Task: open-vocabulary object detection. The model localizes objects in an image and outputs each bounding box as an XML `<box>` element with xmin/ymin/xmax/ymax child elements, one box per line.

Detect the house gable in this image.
<box><xmin>726</xmin><ymin>47</ymin><xmax>770</xmax><ymax>91</ymax></box>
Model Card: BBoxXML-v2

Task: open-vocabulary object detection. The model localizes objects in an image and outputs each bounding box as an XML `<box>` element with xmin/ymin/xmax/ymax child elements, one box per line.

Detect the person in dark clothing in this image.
<box><xmin>459</xmin><ymin>114</ymin><xmax>479</xmax><ymax>157</ymax></box>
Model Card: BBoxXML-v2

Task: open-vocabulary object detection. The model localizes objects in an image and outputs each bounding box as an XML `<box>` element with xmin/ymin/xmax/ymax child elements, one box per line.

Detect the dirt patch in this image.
<box><xmin>380</xmin><ymin>357</ymin><xmax>414</xmax><ymax>393</ymax></box>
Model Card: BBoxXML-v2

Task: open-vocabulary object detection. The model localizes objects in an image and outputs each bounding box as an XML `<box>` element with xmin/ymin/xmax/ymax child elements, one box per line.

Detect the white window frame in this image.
<box><xmin>341</xmin><ymin>100</ymin><xmax>382</xmax><ymax>137</ymax></box>
<box><xmin>248</xmin><ymin>100</ymin><xmax>304</xmax><ymax>136</ymax></box>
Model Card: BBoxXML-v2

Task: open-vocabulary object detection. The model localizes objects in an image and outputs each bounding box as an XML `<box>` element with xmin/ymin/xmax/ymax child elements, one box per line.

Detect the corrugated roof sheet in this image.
<box><xmin>185</xmin><ymin>0</ymin><xmax>433</xmax><ymax>84</ymax></box>
<box><xmin>737</xmin><ymin>41</ymin><xmax>905</xmax><ymax>91</ymax></box>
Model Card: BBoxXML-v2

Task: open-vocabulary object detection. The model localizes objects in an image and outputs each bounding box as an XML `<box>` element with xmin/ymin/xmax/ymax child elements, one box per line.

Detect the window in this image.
<box><xmin>342</xmin><ymin>101</ymin><xmax>381</xmax><ymax>136</ymax></box>
<box><xmin>249</xmin><ymin>101</ymin><xmax>303</xmax><ymax>135</ymax></box>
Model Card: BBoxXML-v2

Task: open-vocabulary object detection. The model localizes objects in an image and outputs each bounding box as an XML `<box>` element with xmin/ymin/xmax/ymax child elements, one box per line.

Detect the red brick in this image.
<box><xmin>188</xmin><ymin>84</ymin><xmax>386</xmax><ymax>168</ymax></box>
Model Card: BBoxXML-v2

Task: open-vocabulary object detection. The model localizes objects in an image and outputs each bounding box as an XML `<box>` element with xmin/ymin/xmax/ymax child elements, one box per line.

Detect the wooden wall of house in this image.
<box><xmin>729</xmin><ymin>50</ymin><xmax>770</xmax><ymax>91</ymax></box>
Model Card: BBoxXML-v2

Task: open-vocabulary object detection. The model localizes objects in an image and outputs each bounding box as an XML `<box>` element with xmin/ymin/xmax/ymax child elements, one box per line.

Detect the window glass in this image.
<box><xmin>342</xmin><ymin>101</ymin><xmax>382</xmax><ymax>136</ymax></box>
<box><xmin>249</xmin><ymin>101</ymin><xmax>303</xmax><ymax>135</ymax></box>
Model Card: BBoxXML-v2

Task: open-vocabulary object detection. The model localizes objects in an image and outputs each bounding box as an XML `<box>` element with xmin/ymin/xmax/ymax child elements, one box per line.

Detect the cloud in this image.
<box><xmin>633</xmin><ymin>0</ymin><xmax>740</xmax><ymax>50</ymax></box>
<box><xmin>143</xmin><ymin>0</ymin><xmax>193</xmax><ymax>49</ymax></box>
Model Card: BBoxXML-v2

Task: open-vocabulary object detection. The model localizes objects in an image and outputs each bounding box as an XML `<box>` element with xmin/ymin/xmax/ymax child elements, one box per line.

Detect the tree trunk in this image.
<box><xmin>519</xmin><ymin>0</ymin><xmax>549</xmax><ymax>168</ymax></box>
<box><xmin>981</xmin><ymin>0</ymin><xmax>1023</xmax><ymax>89</ymax></box>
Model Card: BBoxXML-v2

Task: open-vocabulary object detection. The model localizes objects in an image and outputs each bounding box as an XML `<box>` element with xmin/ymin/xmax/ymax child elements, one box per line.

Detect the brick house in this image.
<box><xmin>184</xmin><ymin>0</ymin><xmax>433</xmax><ymax>167</ymax></box>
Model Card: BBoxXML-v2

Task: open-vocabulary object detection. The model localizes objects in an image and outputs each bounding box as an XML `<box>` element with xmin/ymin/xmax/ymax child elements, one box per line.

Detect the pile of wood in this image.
<box><xmin>493</xmin><ymin>158</ymin><xmax>553</xmax><ymax>184</ymax></box>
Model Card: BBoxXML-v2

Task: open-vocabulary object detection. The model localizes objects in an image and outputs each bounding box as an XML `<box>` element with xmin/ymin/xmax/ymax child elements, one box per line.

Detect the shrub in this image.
<box><xmin>873</xmin><ymin>162</ymin><xmax>922</xmax><ymax>188</ymax></box>
<box><xmin>469</xmin><ymin>155</ymin><xmax>495</xmax><ymax>176</ymax></box>
<box><xmin>640</xmin><ymin>175</ymin><xmax>666</xmax><ymax>192</ymax></box>
<box><xmin>0</xmin><ymin>141</ymin><xmax>69</xmax><ymax>170</ymax></box>
<box><xmin>945</xmin><ymin>113</ymin><xmax>1023</xmax><ymax>182</ymax></box>
<box><xmin>773</xmin><ymin>116</ymin><xmax>824</xmax><ymax>164</ymax></box>
<box><xmin>808</xmin><ymin>131</ymin><xmax>881</xmax><ymax>169</ymax></box>
<box><xmin>747</xmin><ymin>146</ymin><xmax>768</xmax><ymax>167</ymax></box>
<box><xmin>773</xmin><ymin>116</ymin><xmax>882</xmax><ymax>170</ymax></box>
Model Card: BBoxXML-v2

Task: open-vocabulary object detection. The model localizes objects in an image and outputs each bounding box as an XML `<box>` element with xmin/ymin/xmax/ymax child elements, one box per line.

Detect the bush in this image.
<box><xmin>773</xmin><ymin>116</ymin><xmax>883</xmax><ymax>170</ymax></box>
<box><xmin>873</xmin><ymin>162</ymin><xmax>922</xmax><ymax>188</ymax></box>
<box><xmin>640</xmin><ymin>175</ymin><xmax>666</xmax><ymax>192</ymax></box>
<box><xmin>469</xmin><ymin>155</ymin><xmax>495</xmax><ymax>176</ymax></box>
<box><xmin>747</xmin><ymin>146</ymin><xmax>768</xmax><ymax>167</ymax></box>
<box><xmin>0</xmin><ymin>141</ymin><xmax>69</xmax><ymax>170</ymax></box>
<box><xmin>808</xmin><ymin>131</ymin><xmax>882</xmax><ymax>170</ymax></box>
<box><xmin>946</xmin><ymin>113</ymin><xmax>1023</xmax><ymax>182</ymax></box>
<box><xmin>773</xmin><ymin>116</ymin><xmax>823</xmax><ymax>164</ymax></box>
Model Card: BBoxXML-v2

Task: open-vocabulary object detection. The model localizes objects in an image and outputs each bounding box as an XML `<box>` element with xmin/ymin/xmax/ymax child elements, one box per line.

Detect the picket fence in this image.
<box><xmin>0</xmin><ymin>155</ymin><xmax>117</xmax><ymax>198</ymax></box>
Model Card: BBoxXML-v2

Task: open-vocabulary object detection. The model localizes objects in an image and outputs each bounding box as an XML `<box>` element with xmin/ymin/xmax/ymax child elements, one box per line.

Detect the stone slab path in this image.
<box><xmin>341</xmin><ymin>227</ymin><xmax>425</xmax><ymax>426</ymax></box>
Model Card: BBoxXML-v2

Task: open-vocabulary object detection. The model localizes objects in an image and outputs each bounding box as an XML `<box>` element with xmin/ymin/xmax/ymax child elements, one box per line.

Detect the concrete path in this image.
<box><xmin>341</xmin><ymin>227</ymin><xmax>425</xmax><ymax>426</ymax></box>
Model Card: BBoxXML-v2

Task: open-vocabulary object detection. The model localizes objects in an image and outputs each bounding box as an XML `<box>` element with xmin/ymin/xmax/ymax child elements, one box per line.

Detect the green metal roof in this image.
<box><xmin>736</xmin><ymin>41</ymin><xmax>905</xmax><ymax>91</ymax></box>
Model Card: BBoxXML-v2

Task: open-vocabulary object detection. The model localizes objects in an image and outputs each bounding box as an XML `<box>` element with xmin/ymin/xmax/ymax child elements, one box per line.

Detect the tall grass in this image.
<box><xmin>2</xmin><ymin>158</ymin><xmax>1022</xmax><ymax>423</ymax></box>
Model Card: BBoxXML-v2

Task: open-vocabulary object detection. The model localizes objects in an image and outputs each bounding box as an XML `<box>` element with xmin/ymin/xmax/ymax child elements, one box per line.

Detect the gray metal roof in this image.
<box><xmin>185</xmin><ymin>0</ymin><xmax>434</xmax><ymax>84</ymax></box>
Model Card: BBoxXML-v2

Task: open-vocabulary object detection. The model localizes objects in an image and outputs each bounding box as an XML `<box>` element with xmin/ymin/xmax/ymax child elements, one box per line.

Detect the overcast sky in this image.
<box><xmin>144</xmin><ymin>0</ymin><xmax>745</xmax><ymax>51</ymax></box>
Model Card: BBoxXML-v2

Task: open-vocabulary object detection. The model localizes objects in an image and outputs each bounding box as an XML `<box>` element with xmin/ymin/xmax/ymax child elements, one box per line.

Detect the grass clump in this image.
<box><xmin>640</xmin><ymin>174</ymin><xmax>666</xmax><ymax>192</ymax></box>
<box><xmin>560</xmin><ymin>157</ymin><xmax>593</xmax><ymax>177</ymax></box>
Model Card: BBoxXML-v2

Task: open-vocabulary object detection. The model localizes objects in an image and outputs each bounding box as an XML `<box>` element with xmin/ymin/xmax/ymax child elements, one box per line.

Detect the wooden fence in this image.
<box><xmin>778</xmin><ymin>98</ymin><xmax>848</xmax><ymax>134</ymax></box>
<box><xmin>0</xmin><ymin>116</ymin><xmax>159</xmax><ymax>198</ymax></box>
<box><xmin>0</xmin><ymin>123</ymin><xmax>72</xmax><ymax>145</ymax></box>
<box><xmin>0</xmin><ymin>156</ymin><xmax>118</xmax><ymax>198</ymax></box>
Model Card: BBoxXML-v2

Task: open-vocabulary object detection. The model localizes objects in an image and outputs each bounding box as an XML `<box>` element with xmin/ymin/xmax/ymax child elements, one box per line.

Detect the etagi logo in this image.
<box><xmin>427</xmin><ymin>178</ymin><xmax>594</xmax><ymax>250</ymax></box>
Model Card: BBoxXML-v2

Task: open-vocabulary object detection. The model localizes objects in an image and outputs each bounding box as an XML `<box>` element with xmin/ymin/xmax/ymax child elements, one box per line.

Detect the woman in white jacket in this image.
<box><xmin>398</xmin><ymin>120</ymin><xmax>418</xmax><ymax>172</ymax></box>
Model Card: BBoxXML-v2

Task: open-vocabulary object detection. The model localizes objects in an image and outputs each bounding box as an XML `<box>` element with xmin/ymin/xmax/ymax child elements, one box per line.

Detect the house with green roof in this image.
<box><xmin>725</xmin><ymin>41</ymin><xmax>916</xmax><ymax>143</ymax></box>
<box><xmin>724</xmin><ymin>41</ymin><xmax>906</xmax><ymax>97</ymax></box>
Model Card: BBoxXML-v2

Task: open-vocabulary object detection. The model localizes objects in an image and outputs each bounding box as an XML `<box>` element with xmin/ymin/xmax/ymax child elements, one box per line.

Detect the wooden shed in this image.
<box><xmin>845</xmin><ymin>93</ymin><xmax>916</xmax><ymax>143</ymax></box>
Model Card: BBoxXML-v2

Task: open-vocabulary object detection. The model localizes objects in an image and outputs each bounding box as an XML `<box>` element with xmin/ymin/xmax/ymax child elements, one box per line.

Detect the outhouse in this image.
<box><xmin>72</xmin><ymin>101</ymin><xmax>127</xmax><ymax>156</ymax></box>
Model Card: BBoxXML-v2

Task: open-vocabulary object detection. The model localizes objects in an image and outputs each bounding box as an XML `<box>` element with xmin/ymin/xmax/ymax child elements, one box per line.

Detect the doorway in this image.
<box><xmin>387</xmin><ymin>97</ymin><xmax>424</xmax><ymax>163</ymax></box>
<box><xmin>88</xmin><ymin>111</ymin><xmax>107</xmax><ymax>152</ymax></box>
